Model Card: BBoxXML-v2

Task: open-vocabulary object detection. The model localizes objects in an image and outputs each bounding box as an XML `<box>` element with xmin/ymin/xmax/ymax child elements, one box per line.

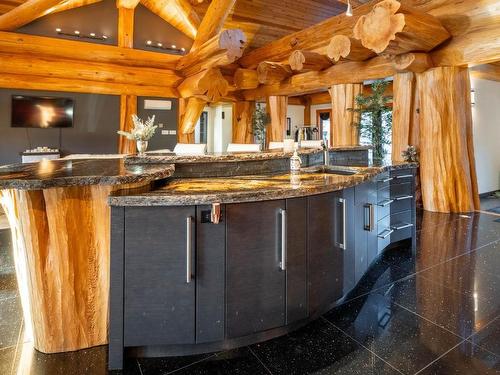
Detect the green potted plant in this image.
<box><xmin>252</xmin><ymin>103</ymin><xmax>270</xmax><ymax>150</ymax></box>
<box><xmin>117</xmin><ymin>114</ymin><xmax>158</xmax><ymax>155</ymax></box>
<box><xmin>349</xmin><ymin>80</ymin><xmax>393</xmax><ymax>160</ymax></box>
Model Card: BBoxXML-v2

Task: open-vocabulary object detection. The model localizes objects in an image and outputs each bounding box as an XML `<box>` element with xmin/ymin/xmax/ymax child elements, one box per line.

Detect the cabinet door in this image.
<box><xmin>308</xmin><ymin>192</ymin><xmax>344</xmax><ymax>316</ymax></box>
<box><xmin>339</xmin><ymin>188</ymin><xmax>356</xmax><ymax>294</ymax></box>
<box><xmin>355</xmin><ymin>181</ymin><xmax>378</xmax><ymax>276</ymax></box>
<box><xmin>124</xmin><ymin>206</ymin><xmax>196</xmax><ymax>346</ymax></box>
<box><xmin>226</xmin><ymin>200</ymin><xmax>286</xmax><ymax>338</ymax></box>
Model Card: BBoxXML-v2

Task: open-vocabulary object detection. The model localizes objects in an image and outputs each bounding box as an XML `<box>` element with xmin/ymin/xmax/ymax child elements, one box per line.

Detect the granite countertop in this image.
<box><xmin>109</xmin><ymin>161</ymin><xmax>417</xmax><ymax>206</ymax></box>
<box><xmin>124</xmin><ymin>146</ymin><xmax>372</xmax><ymax>164</ymax></box>
<box><xmin>0</xmin><ymin>158</ymin><xmax>175</xmax><ymax>190</ymax></box>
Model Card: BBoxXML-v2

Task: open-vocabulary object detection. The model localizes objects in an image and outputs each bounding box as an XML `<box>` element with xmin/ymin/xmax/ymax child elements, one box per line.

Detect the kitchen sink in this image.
<box><xmin>300</xmin><ymin>166</ymin><xmax>359</xmax><ymax>175</ymax></box>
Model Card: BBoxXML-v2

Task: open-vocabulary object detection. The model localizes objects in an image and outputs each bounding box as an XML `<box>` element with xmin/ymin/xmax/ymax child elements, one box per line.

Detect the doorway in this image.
<box><xmin>316</xmin><ymin>109</ymin><xmax>331</xmax><ymax>143</ymax></box>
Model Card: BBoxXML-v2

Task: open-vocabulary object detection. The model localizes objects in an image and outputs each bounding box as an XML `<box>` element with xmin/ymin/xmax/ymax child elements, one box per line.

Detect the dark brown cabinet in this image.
<box><xmin>123</xmin><ymin>206</ymin><xmax>196</xmax><ymax>347</ymax></box>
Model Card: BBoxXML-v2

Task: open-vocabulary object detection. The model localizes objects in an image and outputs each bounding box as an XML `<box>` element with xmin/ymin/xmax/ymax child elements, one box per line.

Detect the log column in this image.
<box><xmin>232</xmin><ymin>101</ymin><xmax>255</xmax><ymax>143</ymax></box>
<box><xmin>392</xmin><ymin>72</ymin><xmax>419</xmax><ymax>162</ymax></box>
<box><xmin>417</xmin><ymin>66</ymin><xmax>479</xmax><ymax>213</ymax></box>
<box><xmin>178</xmin><ymin>97</ymin><xmax>206</xmax><ymax>143</ymax></box>
<box><xmin>117</xmin><ymin>0</ymin><xmax>138</xmax><ymax>154</ymax></box>
<box><xmin>329</xmin><ymin>83</ymin><xmax>362</xmax><ymax>146</ymax></box>
<box><xmin>266</xmin><ymin>96</ymin><xmax>288</xmax><ymax>144</ymax></box>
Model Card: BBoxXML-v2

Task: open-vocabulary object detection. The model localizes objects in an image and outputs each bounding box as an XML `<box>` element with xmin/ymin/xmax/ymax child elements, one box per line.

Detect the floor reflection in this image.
<box><xmin>0</xmin><ymin>210</ymin><xmax>499</xmax><ymax>374</ymax></box>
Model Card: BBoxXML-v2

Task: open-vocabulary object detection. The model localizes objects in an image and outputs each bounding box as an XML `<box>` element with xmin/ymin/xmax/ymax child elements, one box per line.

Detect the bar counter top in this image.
<box><xmin>109</xmin><ymin>161</ymin><xmax>417</xmax><ymax>206</ymax></box>
<box><xmin>0</xmin><ymin>158</ymin><xmax>175</xmax><ymax>190</ymax></box>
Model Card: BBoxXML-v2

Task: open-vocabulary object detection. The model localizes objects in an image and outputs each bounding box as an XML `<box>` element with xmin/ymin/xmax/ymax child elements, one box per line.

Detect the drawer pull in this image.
<box><xmin>378</xmin><ymin>199</ymin><xmax>394</xmax><ymax>207</ymax></box>
<box><xmin>337</xmin><ymin>198</ymin><xmax>346</xmax><ymax>250</ymax></box>
<box><xmin>186</xmin><ymin>216</ymin><xmax>193</xmax><ymax>283</ymax></box>
<box><xmin>378</xmin><ymin>228</ymin><xmax>394</xmax><ymax>239</ymax></box>
<box><xmin>391</xmin><ymin>222</ymin><xmax>414</xmax><ymax>231</ymax></box>
<box><xmin>378</xmin><ymin>177</ymin><xmax>393</xmax><ymax>183</ymax></box>
<box><xmin>394</xmin><ymin>195</ymin><xmax>414</xmax><ymax>201</ymax></box>
<box><xmin>395</xmin><ymin>174</ymin><xmax>413</xmax><ymax>179</ymax></box>
<box><xmin>280</xmin><ymin>209</ymin><xmax>287</xmax><ymax>271</ymax></box>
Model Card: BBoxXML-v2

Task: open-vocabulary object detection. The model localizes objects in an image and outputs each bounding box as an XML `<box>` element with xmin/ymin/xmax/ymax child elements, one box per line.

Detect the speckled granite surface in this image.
<box><xmin>109</xmin><ymin>162</ymin><xmax>417</xmax><ymax>206</ymax></box>
<box><xmin>124</xmin><ymin>146</ymin><xmax>372</xmax><ymax>164</ymax></box>
<box><xmin>0</xmin><ymin>158</ymin><xmax>175</xmax><ymax>190</ymax></box>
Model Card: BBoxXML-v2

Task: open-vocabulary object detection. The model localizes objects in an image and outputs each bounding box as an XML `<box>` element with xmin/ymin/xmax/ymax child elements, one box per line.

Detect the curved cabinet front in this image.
<box><xmin>109</xmin><ymin>169</ymin><xmax>416</xmax><ymax>370</ymax></box>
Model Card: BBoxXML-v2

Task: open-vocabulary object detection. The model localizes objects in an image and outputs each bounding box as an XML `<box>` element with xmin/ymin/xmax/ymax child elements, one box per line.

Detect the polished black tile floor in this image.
<box><xmin>0</xmin><ymin>211</ymin><xmax>499</xmax><ymax>374</ymax></box>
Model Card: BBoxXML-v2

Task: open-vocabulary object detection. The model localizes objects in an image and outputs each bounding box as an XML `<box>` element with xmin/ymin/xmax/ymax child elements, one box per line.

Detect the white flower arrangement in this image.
<box><xmin>117</xmin><ymin>114</ymin><xmax>158</xmax><ymax>141</ymax></box>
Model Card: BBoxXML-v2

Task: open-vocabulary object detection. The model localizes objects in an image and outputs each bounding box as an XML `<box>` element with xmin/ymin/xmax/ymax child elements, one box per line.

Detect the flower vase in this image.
<box><xmin>136</xmin><ymin>140</ymin><xmax>148</xmax><ymax>156</ymax></box>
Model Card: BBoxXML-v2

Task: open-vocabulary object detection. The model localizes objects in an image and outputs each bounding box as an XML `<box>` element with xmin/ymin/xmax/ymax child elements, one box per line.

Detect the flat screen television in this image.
<box><xmin>11</xmin><ymin>95</ymin><xmax>74</xmax><ymax>128</ymax></box>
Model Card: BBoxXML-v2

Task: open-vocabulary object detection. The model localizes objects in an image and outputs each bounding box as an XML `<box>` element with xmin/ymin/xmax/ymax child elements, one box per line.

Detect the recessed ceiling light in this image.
<box><xmin>74</xmin><ymin>30</ymin><xmax>80</xmax><ymax>35</ymax></box>
<box><xmin>171</xmin><ymin>44</ymin><xmax>176</xmax><ymax>49</ymax></box>
<box><xmin>146</xmin><ymin>40</ymin><xmax>152</xmax><ymax>45</ymax></box>
<box><xmin>90</xmin><ymin>32</ymin><xmax>95</xmax><ymax>37</ymax></box>
<box><xmin>55</xmin><ymin>28</ymin><xmax>61</xmax><ymax>32</ymax></box>
<box><xmin>157</xmin><ymin>42</ymin><xmax>162</xmax><ymax>47</ymax></box>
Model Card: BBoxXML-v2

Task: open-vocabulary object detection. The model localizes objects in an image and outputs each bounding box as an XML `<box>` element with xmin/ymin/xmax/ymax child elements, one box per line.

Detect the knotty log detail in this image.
<box><xmin>417</xmin><ymin>66</ymin><xmax>479</xmax><ymax>213</ymax></box>
<box><xmin>288</xmin><ymin>50</ymin><xmax>332</xmax><ymax>72</ymax></box>
<box><xmin>353</xmin><ymin>0</ymin><xmax>450</xmax><ymax>55</ymax></box>
<box><xmin>392</xmin><ymin>52</ymin><xmax>433</xmax><ymax>73</ymax></box>
<box><xmin>326</xmin><ymin>34</ymin><xmax>375</xmax><ymax>62</ymax></box>
<box><xmin>329</xmin><ymin>83</ymin><xmax>362</xmax><ymax>146</ymax></box>
<box><xmin>232</xmin><ymin>101</ymin><xmax>255</xmax><ymax>143</ymax></box>
<box><xmin>177</xmin><ymin>68</ymin><xmax>229</xmax><ymax>102</ymax></box>
<box><xmin>234</xmin><ymin>68</ymin><xmax>259</xmax><ymax>89</ymax></box>
<box><xmin>177</xmin><ymin>29</ymin><xmax>247</xmax><ymax>75</ymax></box>
<box><xmin>266</xmin><ymin>96</ymin><xmax>288</xmax><ymax>143</ymax></box>
<box><xmin>257</xmin><ymin>62</ymin><xmax>292</xmax><ymax>84</ymax></box>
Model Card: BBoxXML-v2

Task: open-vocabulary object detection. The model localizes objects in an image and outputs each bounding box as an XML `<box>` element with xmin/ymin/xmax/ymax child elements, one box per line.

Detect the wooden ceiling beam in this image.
<box><xmin>243</xmin><ymin>55</ymin><xmax>396</xmax><ymax>99</ymax></box>
<box><xmin>191</xmin><ymin>0</ymin><xmax>236</xmax><ymax>51</ymax></box>
<box><xmin>50</xmin><ymin>0</ymin><xmax>102</xmax><ymax>14</ymax></box>
<box><xmin>470</xmin><ymin>63</ymin><xmax>500</xmax><ymax>82</ymax></box>
<box><xmin>117</xmin><ymin>0</ymin><xmax>140</xmax><ymax>8</ymax></box>
<box><xmin>140</xmin><ymin>0</ymin><xmax>200</xmax><ymax>39</ymax></box>
<box><xmin>0</xmin><ymin>0</ymin><xmax>63</xmax><ymax>30</ymax></box>
<box><xmin>0</xmin><ymin>31</ymin><xmax>181</xmax><ymax>69</ymax></box>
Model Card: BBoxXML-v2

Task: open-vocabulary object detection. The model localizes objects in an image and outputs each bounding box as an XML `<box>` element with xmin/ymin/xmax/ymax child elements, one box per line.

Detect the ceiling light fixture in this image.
<box><xmin>346</xmin><ymin>0</ymin><xmax>353</xmax><ymax>17</ymax></box>
<box><xmin>55</xmin><ymin>27</ymin><xmax>61</xmax><ymax>32</ymax></box>
<box><xmin>146</xmin><ymin>40</ymin><xmax>152</xmax><ymax>45</ymax></box>
<box><xmin>90</xmin><ymin>32</ymin><xmax>95</xmax><ymax>37</ymax></box>
<box><xmin>74</xmin><ymin>30</ymin><xmax>80</xmax><ymax>35</ymax></box>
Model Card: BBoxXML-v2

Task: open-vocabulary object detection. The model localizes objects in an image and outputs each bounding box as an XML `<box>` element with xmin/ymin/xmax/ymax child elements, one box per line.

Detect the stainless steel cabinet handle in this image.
<box><xmin>363</xmin><ymin>204</ymin><xmax>374</xmax><ymax>231</ymax></box>
<box><xmin>186</xmin><ymin>216</ymin><xmax>193</xmax><ymax>283</ymax></box>
<box><xmin>391</xmin><ymin>222</ymin><xmax>414</xmax><ymax>231</ymax></box>
<box><xmin>395</xmin><ymin>174</ymin><xmax>413</xmax><ymax>179</ymax></box>
<box><xmin>378</xmin><ymin>199</ymin><xmax>394</xmax><ymax>207</ymax></box>
<box><xmin>369</xmin><ymin>203</ymin><xmax>374</xmax><ymax>232</ymax></box>
<box><xmin>380</xmin><ymin>177</ymin><xmax>393</xmax><ymax>183</ymax></box>
<box><xmin>280</xmin><ymin>209</ymin><xmax>286</xmax><ymax>271</ymax></box>
<box><xmin>394</xmin><ymin>195</ymin><xmax>414</xmax><ymax>201</ymax></box>
<box><xmin>339</xmin><ymin>198</ymin><xmax>346</xmax><ymax>250</ymax></box>
<box><xmin>378</xmin><ymin>228</ymin><xmax>394</xmax><ymax>239</ymax></box>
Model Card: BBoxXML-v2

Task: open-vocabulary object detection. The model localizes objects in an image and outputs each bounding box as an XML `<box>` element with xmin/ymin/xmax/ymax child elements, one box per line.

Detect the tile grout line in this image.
<box><xmin>320</xmin><ymin>317</ymin><xmax>406</xmax><ymax>375</ymax></box>
<box><xmin>412</xmin><ymin>339</ymin><xmax>467</xmax><ymax>375</ymax></box>
<box><xmin>166</xmin><ymin>353</ymin><xmax>218</xmax><ymax>375</ymax></box>
<box><xmin>247</xmin><ymin>345</ymin><xmax>274</xmax><ymax>375</ymax></box>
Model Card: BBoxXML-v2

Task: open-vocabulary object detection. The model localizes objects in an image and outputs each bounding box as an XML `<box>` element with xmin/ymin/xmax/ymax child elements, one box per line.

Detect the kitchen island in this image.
<box><xmin>0</xmin><ymin>148</ymin><xmax>416</xmax><ymax>370</ymax></box>
<box><xmin>108</xmin><ymin>160</ymin><xmax>417</xmax><ymax>370</ymax></box>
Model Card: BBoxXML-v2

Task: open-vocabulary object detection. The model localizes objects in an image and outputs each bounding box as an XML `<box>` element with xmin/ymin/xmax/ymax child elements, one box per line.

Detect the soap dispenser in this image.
<box><xmin>290</xmin><ymin>147</ymin><xmax>302</xmax><ymax>173</ymax></box>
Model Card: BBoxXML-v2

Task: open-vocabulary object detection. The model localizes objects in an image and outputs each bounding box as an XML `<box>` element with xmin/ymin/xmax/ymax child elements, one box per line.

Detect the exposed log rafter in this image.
<box><xmin>0</xmin><ymin>0</ymin><xmax>63</xmax><ymax>30</ymax></box>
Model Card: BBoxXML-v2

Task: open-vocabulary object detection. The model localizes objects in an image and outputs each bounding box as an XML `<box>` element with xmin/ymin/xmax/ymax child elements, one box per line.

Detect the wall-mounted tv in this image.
<box><xmin>11</xmin><ymin>95</ymin><xmax>74</xmax><ymax>128</ymax></box>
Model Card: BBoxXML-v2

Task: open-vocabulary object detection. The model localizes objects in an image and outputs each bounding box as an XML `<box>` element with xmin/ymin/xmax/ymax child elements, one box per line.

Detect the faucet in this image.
<box><xmin>323</xmin><ymin>139</ymin><xmax>330</xmax><ymax>166</ymax></box>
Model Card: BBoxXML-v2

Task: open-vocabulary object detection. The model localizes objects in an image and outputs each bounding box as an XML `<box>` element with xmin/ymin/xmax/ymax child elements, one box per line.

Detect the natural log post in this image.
<box><xmin>234</xmin><ymin>68</ymin><xmax>259</xmax><ymax>89</ymax></box>
<box><xmin>178</xmin><ymin>97</ymin><xmax>207</xmax><ymax>138</ymax></box>
<box><xmin>177</xmin><ymin>29</ymin><xmax>247</xmax><ymax>75</ymax></box>
<box><xmin>329</xmin><ymin>83</ymin><xmax>362</xmax><ymax>146</ymax></box>
<box><xmin>118</xmin><ymin>94</ymin><xmax>137</xmax><ymax>153</ymax></box>
<box><xmin>177</xmin><ymin>68</ymin><xmax>229</xmax><ymax>102</ymax></box>
<box><xmin>353</xmin><ymin>0</ymin><xmax>450</xmax><ymax>55</ymax></box>
<box><xmin>417</xmin><ymin>66</ymin><xmax>479</xmax><ymax>213</ymax></box>
<box><xmin>232</xmin><ymin>101</ymin><xmax>255</xmax><ymax>143</ymax></box>
<box><xmin>266</xmin><ymin>96</ymin><xmax>288</xmax><ymax>143</ymax></box>
<box><xmin>288</xmin><ymin>50</ymin><xmax>332</xmax><ymax>72</ymax></box>
<box><xmin>392</xmin><ymin>52</ymin><xmax>433</xmax><ymax>73</ymax></box>
<box><xmin>257</xmin><ymin>62</ymin><xmax>293</xmax><ymax>85</ymax></box>
<box><xmin>392</xmin><ymin>72</ymin><xmax>417</xmax><ymax>162</ymax></box>
<box><xmin>326</xmin><ymin>34</ymin><xmax>375</xmax><ymax>62</ymax></box>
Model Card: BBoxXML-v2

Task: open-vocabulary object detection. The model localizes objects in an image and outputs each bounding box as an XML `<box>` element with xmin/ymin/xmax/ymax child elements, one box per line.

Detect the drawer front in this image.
<box><xmin>390</xmin><ymin>210</ymin><xmax>414</xmax><ymax>242</ymax></box>
<box><xmin>376</xmin><ymin>172</ymin><xmax>392</xmax><ymax>190</ymax></box>
<box><xmin>390</xmin><ymin>183</ymin><xmax>414</xmax><ymax>214</ymax></box>
<box><xmin>377</xmin><ymin>185</ymin><xmax>392</xmax><ymax>221</ymax></box>
<box><xmin>390</xmin><ymin>169</ymin><xmax>415</xmax><ymax>185</ymax></box>
<box><xmin>377</xmin><ymin>215</ymin><xmax>391</xmax><ymax>254</ymax></box>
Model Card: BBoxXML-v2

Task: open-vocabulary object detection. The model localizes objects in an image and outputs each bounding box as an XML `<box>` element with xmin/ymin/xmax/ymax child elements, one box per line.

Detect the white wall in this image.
<box><xmin>212</xmin><ymin>103</ymin><xmax>233</xmax><ymax>153</ymax></box>
<box><xmin>287</xmin><ymin>105</ymin><xmax>305</xmax><ymax>138</ymax></box>
<box><xmin>471</xmin><ymin>77</ymin><xmax>500</xmax><ymax>194</ymax></box>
